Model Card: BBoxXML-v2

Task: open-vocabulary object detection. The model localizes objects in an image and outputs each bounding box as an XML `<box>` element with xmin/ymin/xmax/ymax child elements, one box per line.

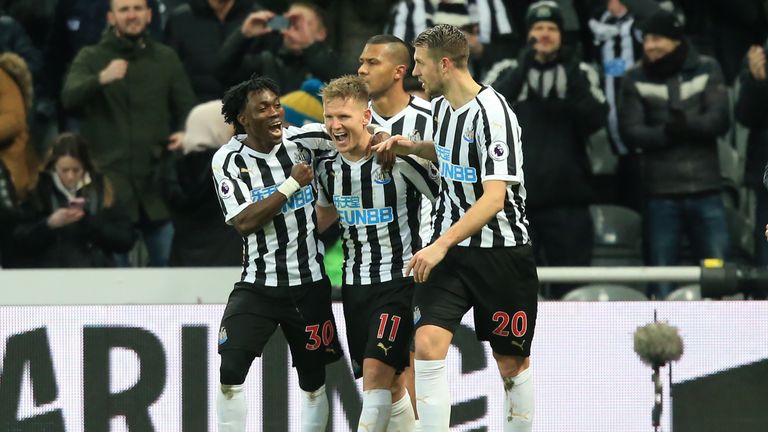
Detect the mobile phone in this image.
<box><xmin>69</xmin><ymin>197</ymin><xmax>86</xmax><ymax>210</ymax></box>
<box><xmin>267</xmin><ymin>15</ymin><xmax>289</xmax><ymax>31</ymax></box>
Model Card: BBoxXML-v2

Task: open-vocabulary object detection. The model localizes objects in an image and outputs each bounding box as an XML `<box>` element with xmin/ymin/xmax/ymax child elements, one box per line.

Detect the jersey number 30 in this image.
<box><xmin>305</xmin><ymin>320</ymin><xmax>335</xmax><ymax>350</ymax></box>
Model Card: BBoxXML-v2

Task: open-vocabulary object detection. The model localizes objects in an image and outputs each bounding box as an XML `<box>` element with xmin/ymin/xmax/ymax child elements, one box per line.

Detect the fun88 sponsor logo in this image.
<box><xmin>252</xmin><ymin>184</ymin><xmax>314</xmax><ymax>213</ymax></box>
<box><xmin>334</xmin><ymin>195</ymin><xmax>394</xmax><ymax>226</ymax></box>
<box><xmin>436</xmin><ymin>146</ymin><xmax>477</xmax><ymax>183</ymax></box>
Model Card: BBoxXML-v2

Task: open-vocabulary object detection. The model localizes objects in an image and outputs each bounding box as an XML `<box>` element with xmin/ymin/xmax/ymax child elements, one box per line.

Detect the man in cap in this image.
<box><xmin>488</xmin><ymin>0</ymin><xmax>608</xmax><ymax>298</ymax></box>
<box><xmin>618</xmin><ymin>8</ymin><xmax>731</xmax><ymax>299</ymax></box>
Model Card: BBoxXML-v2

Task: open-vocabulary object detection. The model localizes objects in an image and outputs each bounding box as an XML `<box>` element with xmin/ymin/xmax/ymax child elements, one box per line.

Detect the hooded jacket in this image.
<box><xmin>61</xmin><ymin>29</ymin><xmax>195</xmax><ymax>222</ymax></box>
<box><xmin>0</xmin><ymin>52</ymin><xmax>36</xmax><ymax>200</ymax></box>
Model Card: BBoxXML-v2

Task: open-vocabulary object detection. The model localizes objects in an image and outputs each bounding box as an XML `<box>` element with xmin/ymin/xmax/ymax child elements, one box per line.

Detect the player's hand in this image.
<box><xmin>406</xmin><ymin>242</ymin><xmax>448</xmax><ymax>283</ymax></box>
<box><xmin>98</xmin><ymin>59</ymin><xmax>128</xmax><ymax>85</ymax></box>
<box><xmin>47</xmin><ymin>207</ymin><xmax>85</xmax><ymax>228</ymax></box>
<box><xmin>747</xmin><ymin>46</ymin><xmax>767</xmax><ymax>81</ymax></box>
<box><xmin>367</xmin><ymin>130</ymin><xmax>395</xmax><ymax>171</ymax></box>
<box><xmin>241</xmin><ymin>10</ymin><xmax>275</xmax><ymax>38</ymax></box>
<box><xmin>167</xmin><ymin>131</ymin><xmax>185</xmax><ymax>151</ymax></box>
<box><xmin>372</xmin><ymin>134</ymin><xmax>416</xmax><ymax>156</ymax></box>
<box><xmin>290</xmin><ymin>162</ymin><xmax>314</xmax><ymax>186</ymax></box>
<box><xmin>764</xmin><ymin>223</ymin><xmax>768</xmax><ymax>241</ymax></box>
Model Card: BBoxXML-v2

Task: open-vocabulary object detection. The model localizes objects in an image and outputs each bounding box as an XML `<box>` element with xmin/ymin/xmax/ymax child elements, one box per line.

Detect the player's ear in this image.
<box><xmin>237</xmin><ymin>112</ymin><xmax>247</xmax><ymax>130</ymax></box>
<box><xmin>440</xmin><ymin>57</ymin><xmax>451</xmax><ymax>73</ymax></box>
<box><xmin>394</xmin><ymin>64</ymin><xmax>406</xmax><ymax>81</ymax></box>
<box><xmin>363</xmin><ymin>108</ymin><xmax>371</xmax><ymax>126</ymax></box>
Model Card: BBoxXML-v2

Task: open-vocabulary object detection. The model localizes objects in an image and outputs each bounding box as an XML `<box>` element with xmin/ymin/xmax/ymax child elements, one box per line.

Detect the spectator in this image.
<box><xmin>384</xmin><ymin>0</ymin><xmax>433</xmax><ymax>45</ymax></box>
<box><xmin>164</xmin><ymin>0</ymin><xmax>258</xmax><ymax>103</ymax></box>
<box><xmin>489</xmin><ymin>1</ymin><xmax>607</xmax><ymax>298</ymax></box>
<box><xmin>735</xmin><ymin>42</ymin><xmax>768</xmax><ymax>267</ymax></box>
<box><xmin>618</xmin><ymin>8</ymin><xmax>730</xmax><ymax>299</ymax></box>
<box><xmin>588</xmin><ymin>0</ymin><xmax>643</xmax><ymax>208</ymax></box>
<box><xmin>2</xmin><ymin>7</ymin><xmax>55</xmax><ymax>158</ymax></box>
<box><xmin>61</xmin><ymin>0</ymin><xmax>196</xmax><ymax>267</ymax></box>
<box><xmin>0</xmin><ymin>12</ymin><xmax>43</xmax><ymax>89</ymax></box>
<box><xmin>0</xmin><ymin>158</ymin><xmax>23</xmax><ymax>268</ymax></box>
<box><xmin>161</xmin><ymin>100</ymin><xmax>242</xmax><ymax>267</ymax></box>
<box><xmin>322</xmin><ymin>0</ymin><xmax>390</xmax><ymax>74</ymax></box>
<box><xmin>216</xmin><ymin>1</ymin><xmax>345</xmax><ymax>93</ymax></box>
<box><xmin>44</xmin><ymin>0</ymin><xmax>163</xmax><ymax>126</ymax></box>
<box><xmin>9</xmin><ymin>132</ymin><xmax>135</xmax><ymax>268</ymax></box>
<box><xmin>0</xmin><ymin>52</ymin><xmax>37</xmax><ymax>201</ymax></box>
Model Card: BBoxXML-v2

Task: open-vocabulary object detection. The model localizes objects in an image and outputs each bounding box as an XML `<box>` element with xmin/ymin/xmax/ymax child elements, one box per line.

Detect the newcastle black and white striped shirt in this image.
<box><xmin>385</xmin><ymin>0</ymin><xmax>434</xmax><ymax>46</ymax></box>
<box><xmin>316</xmin><ymin>153</ymin><xmax>440</xmax><ymax>285</ymax></box>
<box><xmin>430</xmin><ymin>86</ymin><xmax>530</xmax><ymax>248</ymax></box>
<box><xmin>589</xmin><ymin>11</ymin><xmax>642</xmax><ymax>155</ymax></box>
<box><xmin>211</xmin><ymin>124</ymin><xmax>333</xmax><ymax>287</ymax></box>
<box><xmin>369</xmin><ymin>95</ymin><xmax>433</xmax><ymax>141</ymax></box>
<box><xmin>370</xmin><ymin>96</ymin><xmax>435</xmax><ymax>243</ymax></box>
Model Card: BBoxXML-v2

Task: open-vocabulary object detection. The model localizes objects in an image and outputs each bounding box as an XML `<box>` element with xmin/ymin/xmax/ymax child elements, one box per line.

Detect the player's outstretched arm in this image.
<box><xmin>406</xmin><ymin>180</ymin><xmax>507</xmax><ymax>283</ymax></box>
<box><xmin>373</xmin><ymin>135</ymin><xmax>437</xmax><ymax>163</ymax></box>
<box><xmin>231</xmin><ymin>162</ymin><xmax>313</xmax><ymax>236</ymax></box>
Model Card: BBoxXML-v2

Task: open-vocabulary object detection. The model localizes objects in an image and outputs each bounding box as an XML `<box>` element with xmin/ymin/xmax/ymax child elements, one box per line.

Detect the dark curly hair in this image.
<box><xmin>221</xmin><ymin>75</ymin><xmax>281</xmax><ymax>134</ymax></box>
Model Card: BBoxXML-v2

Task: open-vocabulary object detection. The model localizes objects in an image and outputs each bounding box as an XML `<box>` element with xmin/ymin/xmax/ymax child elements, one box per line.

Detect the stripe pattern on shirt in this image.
<box><xmin>370</xmin><ymin>95</ymin><xmax>436</xmax><ymax>245</ymax></box>
<box><xmin>430</xmin><ymin>86</ymin><xmax>530</xmax><ymax>248</ymax></box>
<box><xmin>316</xmin><ymin>153</ymin><xmax>439</xmax><ymax>285</ymax></box>
<box><xmin>385</xmin><ymin>0</ymin><xmax>434</xmax><ymax>44</ymax></box>
<box><xmin>210</xmin><ymin>125</ymin><xmax>333</xmax><ymax>287</ymax></box>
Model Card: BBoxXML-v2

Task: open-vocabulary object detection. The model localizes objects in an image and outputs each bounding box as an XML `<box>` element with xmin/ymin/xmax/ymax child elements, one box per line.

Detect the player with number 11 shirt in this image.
<box><xmin>315</xmin><ymin>75</ymin><xmax>439</xmax><ymax>432</ymax></box>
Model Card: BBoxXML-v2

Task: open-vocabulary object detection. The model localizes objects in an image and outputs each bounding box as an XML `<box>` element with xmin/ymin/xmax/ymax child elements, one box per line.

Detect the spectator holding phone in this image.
<box><xmin>216</xmin><ymin>1</ymin><xmax>346</xmax><ymax>93</ymax></box>
<box><xmin>8</xmin><ymin>133</ymin><xmax>135</xmax><ymax>268</ymax></box>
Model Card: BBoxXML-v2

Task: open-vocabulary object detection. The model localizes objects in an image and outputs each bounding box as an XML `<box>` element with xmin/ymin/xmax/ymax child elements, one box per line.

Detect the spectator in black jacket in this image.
<box><xmin>216</xmin><ymin>1</ymin><xmax>345</xmax><ymax>93</ymax></box>
<box><xmin>9</xmin><ymin>133</ymin><xmax>135</xmax><ymax>268</ymax></box>
<box><xmin>736</xmin><ymin>41</ymin><xmax>768</xmax><ymax>267</ymax></box>
<box><xmin>489</xmin><ymin>1</ymin><xmax>608</xmax><ymax>298</ymax></box>
<box><xmin>165</xmin><ymin>0</ymin><xmax>259</xmax><ymax>103</ymax></box>
<box><xmin>618</xmin><ymin>9</ymin><xmax>731</xmax><ymax>299</ymax></box>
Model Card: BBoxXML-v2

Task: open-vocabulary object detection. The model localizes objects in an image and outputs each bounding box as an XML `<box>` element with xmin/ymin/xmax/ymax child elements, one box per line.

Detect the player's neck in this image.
<box><xmin>443</xmin><ymin>71</ymin><xmax>482</xmax><ymax>110</ymax></box>
<box><xmin>371</xmin><ymin>89</ymin><xmax>411</xmax><ymax>118</ymax></box>
<box><xmin>340</xmin><ymin>132</ymin><xmax>372</xmax><ymax>162</ymax></box>
<box><xmin>244</xmin><ymin>135</ymin><xmax>277</xmax><ymax>154</ymax></box>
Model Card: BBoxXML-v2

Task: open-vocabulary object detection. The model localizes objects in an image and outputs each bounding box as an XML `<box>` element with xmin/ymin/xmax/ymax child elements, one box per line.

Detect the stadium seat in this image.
<box><xmin>562</xmin><ymin>284</ymin><xmax>648</xmax><ymax>301</ymax></box>
<box><xmin>589</xmin><ymin>205</ymin><xmax>643</xmax><ymax>267</ymax></box>
<box><xmin>665</xmin><ymin>284</ymin><xmax>702</xmax><ymax>301</ymax></box>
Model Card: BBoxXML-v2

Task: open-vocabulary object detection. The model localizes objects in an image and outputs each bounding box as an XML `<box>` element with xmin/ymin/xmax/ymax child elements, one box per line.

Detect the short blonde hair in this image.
<box><xmin>321</xmin><ymin>75</ymin><xmax>369</xmax><ymax>105</ymax></box>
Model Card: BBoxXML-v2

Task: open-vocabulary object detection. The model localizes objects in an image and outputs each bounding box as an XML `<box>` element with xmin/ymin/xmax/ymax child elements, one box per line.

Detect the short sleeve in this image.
<box><xmin>314</xmin><ymin>157</ymin><xmax>334</xmax><ymax>207</ymax></box>
<box><xmin>397</xmin><ymin>155</ymin><xmax>440</xmax><ymax>202</ymax></box>
<box><xmin>211</xmin><ymin>149</ymin><xmax>254</xmax><ymax>224</ymax></box>
<box><xmin>475</xmin><ymin>96</ymin><xmax>522</xmax><ymax>184</ymax></box>
<box><xmin>284</xmin><ymin>123</ymin><xmax>335</xmax><ymax>151</ymax></box>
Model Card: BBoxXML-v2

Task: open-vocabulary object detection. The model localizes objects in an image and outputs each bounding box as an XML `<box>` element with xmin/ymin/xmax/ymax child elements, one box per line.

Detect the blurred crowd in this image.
<box><xmin>1</xmin><ymin>0</ymin><xmax>767</xmax><ymax>299</ymax></box>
